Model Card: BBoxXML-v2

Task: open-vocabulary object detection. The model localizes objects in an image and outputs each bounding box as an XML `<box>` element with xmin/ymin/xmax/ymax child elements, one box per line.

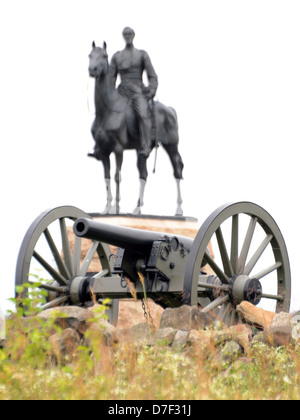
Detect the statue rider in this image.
<box><xmin>110</xmin><ymin>27</ymin><xmax>158</xmax><ymax>158</ymax></box>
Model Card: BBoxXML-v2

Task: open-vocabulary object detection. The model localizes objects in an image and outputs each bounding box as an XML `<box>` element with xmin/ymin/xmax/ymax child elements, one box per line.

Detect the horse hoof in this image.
<box><xmin>175</xmin><ymin>207</ymin><xmax>183</xmax><ymax>217</ymax></box>
<box><xmin>132</xmin><ymin>207</ymin><xmax>141</xmax><ymax>216</ymax></box>
<box><xmin>107</xmin><ymin>204</ymin><xmax>121</xmax><ymax>215</ymax></box>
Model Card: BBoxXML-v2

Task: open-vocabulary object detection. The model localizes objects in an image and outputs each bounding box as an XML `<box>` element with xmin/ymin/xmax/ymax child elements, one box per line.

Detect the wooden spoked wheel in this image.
<box><xmin>15</xmin><ymin>206</ymin><xmax>119</xmax><ymax>325</ymax></box>
<box><xmin>184</xmin><ymin>202</ymin><xmax>291</xmax><ymax>326</ymax></box>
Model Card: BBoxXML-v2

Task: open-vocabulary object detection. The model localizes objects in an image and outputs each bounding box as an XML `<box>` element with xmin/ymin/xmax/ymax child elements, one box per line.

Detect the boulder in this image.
<box><xmin>227</xmin><ymin>324</ymin><xmax>253</xmax><ymax>354</ymax></box>
<box><xmin>116</xmin><ymin>322</ymin><xmax>156</xmax><ymax>346</ymax></box>
<box><xmin>215</xmin><ymin>340</ymin><xmax>243</xmax><ymax>363</ymax></box>
<box><xmin>156</xmin><ymin>327</ymin><xmax>177</xmax><ymax>345</ymax></box>
<box><xmin>292</xmin><ymin>311</ymin><xmax>300</xmax><ymax>341</ymax></box>
<box><xmin>172</xmin><ymin>330</ymin><xmax>189</xmax><ymax>350</ymax></box>
<box><xmin>265</xmin><ymin>312</ymin><xmax>293</xmax><ymax>346</ymax></box>
<box><xmin>159</xmin><ymin>305</ymin><xmax>211</xmax><ymax>331</ymax></box>
<box><xmin>236</xmin><ymin>301</ymin><xmax>276</xmax><ymax>329</ymax></box>
<box><xmin>49</xmin><ymin>328</ymin><xmax>81</xmax><ymax>362</ymax></box>
<box><xmin>37</xmin><ymin>306</ymin><xmax>94</xmax><ymax>335</ymax></box>
<box><xmin>117</xmin><ymin>299</ymin><xmax>164</xmax><ymax>329</ymax></box>
<box><xmin>188</xmin><ymin>330</ymin><xmax>216</xmax><ymax>359</ymax></box>
<box><xmin>87</xmin><ymin>318</ymin><xmax>118</xmax><ymax>347</ymax></box>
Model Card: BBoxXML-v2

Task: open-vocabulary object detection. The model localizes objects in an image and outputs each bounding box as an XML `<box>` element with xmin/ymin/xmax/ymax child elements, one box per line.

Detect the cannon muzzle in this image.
<box><xmin>73</xmin><ymin>218</ymin><xmax>193</xmax><ymax>255</ymax></box>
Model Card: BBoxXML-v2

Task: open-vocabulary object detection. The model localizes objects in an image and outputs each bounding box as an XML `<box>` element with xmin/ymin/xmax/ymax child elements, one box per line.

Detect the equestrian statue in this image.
<box><xmin>88</xmin><ymin>27</ymin><xmax>184</xmax><ymax>216</ymax></box>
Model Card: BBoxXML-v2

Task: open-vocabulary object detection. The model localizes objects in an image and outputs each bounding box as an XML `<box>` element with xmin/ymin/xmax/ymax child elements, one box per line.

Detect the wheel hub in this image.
<box><xmin>68</xmin><ymin>275</ymin><xmax>93</xmax><ymax>306</ymax></box>
<box><xmin>230</xmin><ymin>274</ymin><xmax>262</xmax><ymax>306</ymax></box>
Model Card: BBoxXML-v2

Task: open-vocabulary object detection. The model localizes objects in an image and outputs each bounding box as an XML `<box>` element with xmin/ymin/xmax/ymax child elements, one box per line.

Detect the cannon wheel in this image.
<box><xmin>184</xmin><ymin>202</ymin><xmax>291</xmax><ymax>325</ymax></box>
<box><xmin>15</xmin><ymin>206</ymin><xmax>119</xmax><ymax>326</ymax></box>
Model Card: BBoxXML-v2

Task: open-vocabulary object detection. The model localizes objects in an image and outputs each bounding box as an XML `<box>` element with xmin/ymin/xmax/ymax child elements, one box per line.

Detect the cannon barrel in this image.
<box><xmin>73</xmin><ymin>218</ymin><xmax>194</xmax><ymax>255</ymax></box>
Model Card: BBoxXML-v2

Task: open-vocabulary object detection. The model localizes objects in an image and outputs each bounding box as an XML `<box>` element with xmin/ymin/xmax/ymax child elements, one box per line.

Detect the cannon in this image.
<box><xmin>15</xmin><ymin>202</ymin><xmax>291</xmax><ymax>326</ymax></box>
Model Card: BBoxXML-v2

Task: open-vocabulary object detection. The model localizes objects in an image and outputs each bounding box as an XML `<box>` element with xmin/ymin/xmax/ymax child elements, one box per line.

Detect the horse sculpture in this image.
<box><xmin>88</xmin><ymin>42</ymin><xmax>184</xmax><ymax>216</ymax></box>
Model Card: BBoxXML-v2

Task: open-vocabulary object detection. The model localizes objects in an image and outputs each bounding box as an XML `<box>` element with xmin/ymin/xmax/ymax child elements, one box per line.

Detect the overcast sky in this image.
<box><xmin>0</xmin><ymin>0</ymin><xmax>299</xmax><ymax>312</ymax></box>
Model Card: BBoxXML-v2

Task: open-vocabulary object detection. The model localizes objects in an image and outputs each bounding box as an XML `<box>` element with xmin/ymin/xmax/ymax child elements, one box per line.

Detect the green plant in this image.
<box><xmin>0</xmin><ymin>282</ymin><xmax>299</xmax><ymax>400</ymax></box>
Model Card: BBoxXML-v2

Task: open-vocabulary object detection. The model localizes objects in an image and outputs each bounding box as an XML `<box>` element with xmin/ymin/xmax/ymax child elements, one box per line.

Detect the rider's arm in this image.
<box><xmin>143</xmin><ymin>51</ymin><xmax>158</xmax><ymax>98</ymax></box>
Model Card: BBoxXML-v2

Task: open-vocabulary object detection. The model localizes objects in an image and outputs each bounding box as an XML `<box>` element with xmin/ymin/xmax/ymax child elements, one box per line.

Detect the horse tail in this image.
<box><xmin>153</xmin><ymin>101</ymin><xmax>180</xmax><ymax>148</ymax></box>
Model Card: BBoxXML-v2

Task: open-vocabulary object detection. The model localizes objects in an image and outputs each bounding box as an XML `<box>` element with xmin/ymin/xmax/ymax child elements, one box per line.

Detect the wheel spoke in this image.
<box><xmin>204</xmin><ymin>251</ymin><xmax>231</xmax><ymax>284</ymax></box>
<box><xmin>184</xmin><ymin>201</ymin><xmax>291</xmax><ymax>317</ymax></box>
<box><xmin>216</xmin><ymin>227</ymin><xmax>234</xmax><ymax>277</ymax></box>
<box><xmin>198</xmin><ymin>281</ymin><xmax>230</xmax><ymax>292</ymax></box>
<box><xmin>217</xmin><ymin>302</ymin><xmax>229</xmax><ymax>323</ymax></box>
<box><xmin>237</xmin><ymin>216</ymin><xmax>257</xmax><ymax>274</ymax></box>
<box><xmin>223</xmin><ymin>303</ymin><xmax>232</xmax><ymax>326</ymax></box>
<box><xmin>229</xmin><ymin>308</ymin><xmax>236</xmax><ymax>326</ymax></box>
<box><xmin>244</xmin><ymin>234</ymin><xmax>273</xmax><ymax>275</ymax></box>
<box><xmin>40</xmin><ymin>295</ymin><xmax>69</xmax><ymax>311</ymax></box>
<box><xmin>261</xmin><ymin>292</ymin><xmax>284</xmax><ymax>302</ymax></box>
<box><xmin>29</xmin><ymin>281</ymin><xmax>67</xmax><ymax>294</ymax></box>
<box><xmin>44</xmin><ymin>228</ymin><xmax>70</xmax><ymax>279</ymax></box>
<box><xmin>79</xmin><ymin>241</ymin><xmax>99</xmax><ymax>276</ymax></box>
<box><xmin>231</xmin><ymin>214</ymin><xmax>239</xmax><ymax>273</ymax></box>
<box><xmin>33</xmin><ymin>251</ymin><xmax>68</xmax><ymax>286</ymax></box>
<box><xmin>73</xmin><ymin>236</ymin><xmax>82</xmax><ymax>276</ymax></box>
<box><xmin>60</xmin><ymin>218</ymin><xmax>74</xmax><ymax>277</ymax></box>
<box><xmin>201</xmin><ymin>294</ymin><xmax>229</xmax><ymax>313</ymax></box>
<box><xmin>253</xmin><ymin>262</ymin><xmax>282</xmax><ymax>280</ymax></box>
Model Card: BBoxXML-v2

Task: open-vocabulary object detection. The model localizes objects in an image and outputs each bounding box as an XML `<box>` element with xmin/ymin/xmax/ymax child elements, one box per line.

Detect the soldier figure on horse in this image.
<box><xmin>87</xmin><ymin>30</ymin><xmax>184</xmax><ymax>215</ymax></box>
<box><xmin>110</xmin><ymin>27</ymin><xmax>158</xmax><ymax>158</ymax></box>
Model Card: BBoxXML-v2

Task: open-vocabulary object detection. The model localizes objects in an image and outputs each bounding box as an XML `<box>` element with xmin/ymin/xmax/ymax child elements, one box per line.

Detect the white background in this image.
<box><xmin>0</xmin><ymin>0</ymin><xmax>299</xmax><ymax>312</ymax></box>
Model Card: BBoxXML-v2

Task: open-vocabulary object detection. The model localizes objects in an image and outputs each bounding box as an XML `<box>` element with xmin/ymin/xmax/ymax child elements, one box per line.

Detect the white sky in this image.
<box><xmin>0</xmin><ymin>0</ymin><xmax>299</xmax><ymax>312</ymax></box>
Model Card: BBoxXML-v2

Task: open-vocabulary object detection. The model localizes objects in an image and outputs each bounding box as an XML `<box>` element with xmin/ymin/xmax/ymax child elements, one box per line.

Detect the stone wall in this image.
<box><xmin>35</xmin><ymin>302</ymin><xmax>300</xmax><ymax>365</ymax></box>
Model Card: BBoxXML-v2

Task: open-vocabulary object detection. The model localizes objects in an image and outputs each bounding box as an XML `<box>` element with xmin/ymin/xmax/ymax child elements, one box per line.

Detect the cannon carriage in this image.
<box><xmin>15</xmin><ymin>202</ymin><xmax>291</xmax><ymax>326</ymax></box>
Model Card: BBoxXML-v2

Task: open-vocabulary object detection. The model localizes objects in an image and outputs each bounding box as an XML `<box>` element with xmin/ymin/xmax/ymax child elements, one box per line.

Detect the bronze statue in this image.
<box><xmin>88</xmin><ymin>29</ymin><xmax>184</xmax><ymax>216</ymax></box>
<box><xmin>110</xmin><ymin>27</ymin><xmax>158</xmax><ymax>158</ymax></box>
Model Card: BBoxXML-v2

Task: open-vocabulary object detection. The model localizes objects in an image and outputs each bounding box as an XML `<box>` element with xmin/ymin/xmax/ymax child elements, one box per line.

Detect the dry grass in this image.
<box><xmin>0</xmin><ymin>312</ymin><xmax>299</xmax><ymax>400</ymax></box>
<box><xmin>1</xmin><ymin>286</ymin><xmax>299</xmax><ymax>400</ymax></box>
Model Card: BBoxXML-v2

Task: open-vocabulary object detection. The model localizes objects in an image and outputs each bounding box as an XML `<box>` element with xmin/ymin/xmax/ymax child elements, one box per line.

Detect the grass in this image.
<box><xmin>0</xmin><ymin>284</ymin><xmax>299</xmax><ymax>400</ymax></box>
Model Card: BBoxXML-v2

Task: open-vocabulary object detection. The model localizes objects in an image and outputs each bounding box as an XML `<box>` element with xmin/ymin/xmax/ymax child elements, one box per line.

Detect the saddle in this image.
<box><xmin>125</xmin><ymin>97</ymin><xmax>157</xmax><ymax>143</ymax></box>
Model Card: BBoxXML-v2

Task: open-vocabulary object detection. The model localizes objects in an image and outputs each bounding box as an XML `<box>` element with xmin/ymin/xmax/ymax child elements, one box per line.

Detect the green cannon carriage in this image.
<box><xmin>15</xmin><ymin>202</ymin><xmax>291</xmax><ymax>326</ymax></box>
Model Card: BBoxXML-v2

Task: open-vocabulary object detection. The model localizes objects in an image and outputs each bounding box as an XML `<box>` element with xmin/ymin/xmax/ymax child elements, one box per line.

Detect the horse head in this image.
<box><xmin>89</xmin><ymin>41</ymin><xmax>108</xmax><ymax>78</ymax></box>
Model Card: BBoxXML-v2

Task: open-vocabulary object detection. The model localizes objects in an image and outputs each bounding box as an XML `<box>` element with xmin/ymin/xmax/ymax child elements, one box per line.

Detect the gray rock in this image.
<box><xmin>216</xmin><ymin>341</ymin><xmax>243</xmax><ymax>363</ymax></box>
<box><xmin>37</xmin><ymin>306</ymin><xmax>94</xmax><ymax>335</ymax></box>
<box><xmin>156</xmin><ymin>327</ymin><xmax>177</xmax><ymax>345</ymax></box>
<box><xmin>116</xmin><ymin>322</ymin><xmax>156</xmax><ymax>346</ymax></box>
<box><xmin>159</xmin><ymin>308</ymin><xmax>176</xmax><ymax>329</ymax></box>
<box><xmin>87</xmin><ymin>319</ymin><xmax>118</xmax><ymax>346</ymax></box>
<box><xmin>172</xmin><ymin>330</ymin><xmax>189</xmax><ymax>350</ymax></box>
<box><xmin>159</xmin><ymin>305</ymin><xmax>211</xmax><ymax>331</ymax></box>
<box><xmin>49</xmin><ymin>328</ymin><xmax>81</xmax><ymax>362</ymax></box>
<box><xmin>292</xmin><ymin>312</ymin><xmax>300</xmax><ymax>341</ymax></box>
<box><xmin>265</xmin><ymin>312</ymin><xmax>293</xmax><ymax>346</ymax></box>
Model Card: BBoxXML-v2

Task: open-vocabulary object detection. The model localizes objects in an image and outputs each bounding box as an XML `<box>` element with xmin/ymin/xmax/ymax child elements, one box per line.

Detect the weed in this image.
<box><xmin>0</xmin><ymin>284</ymin><xmax>299</xmax><ymax>400</ymax></box>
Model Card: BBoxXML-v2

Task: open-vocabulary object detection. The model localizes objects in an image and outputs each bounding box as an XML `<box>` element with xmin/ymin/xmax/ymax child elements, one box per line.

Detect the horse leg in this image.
<box><xmin>133</xmin><ymin>155</ymin><xmax>148</xmax><ymax>215</ymax></box>
<box><xmin>102</xmin><ymin>156</ymin><xmax>113</xmax><ymax>214</ymax></box>
<box><xmin>175</xmin><ymin>179</ymin><xmax>184</xmax><ymax>217</ymax></box>
<box><xmin>113</xmin><ymin>152</ymin><xmax>123</xmax><ymax>214</ymax></box>
<box><xmin>163</xmin><ymin>144</ymin><xmax>184</xmax><ymax>216</ymax></box>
